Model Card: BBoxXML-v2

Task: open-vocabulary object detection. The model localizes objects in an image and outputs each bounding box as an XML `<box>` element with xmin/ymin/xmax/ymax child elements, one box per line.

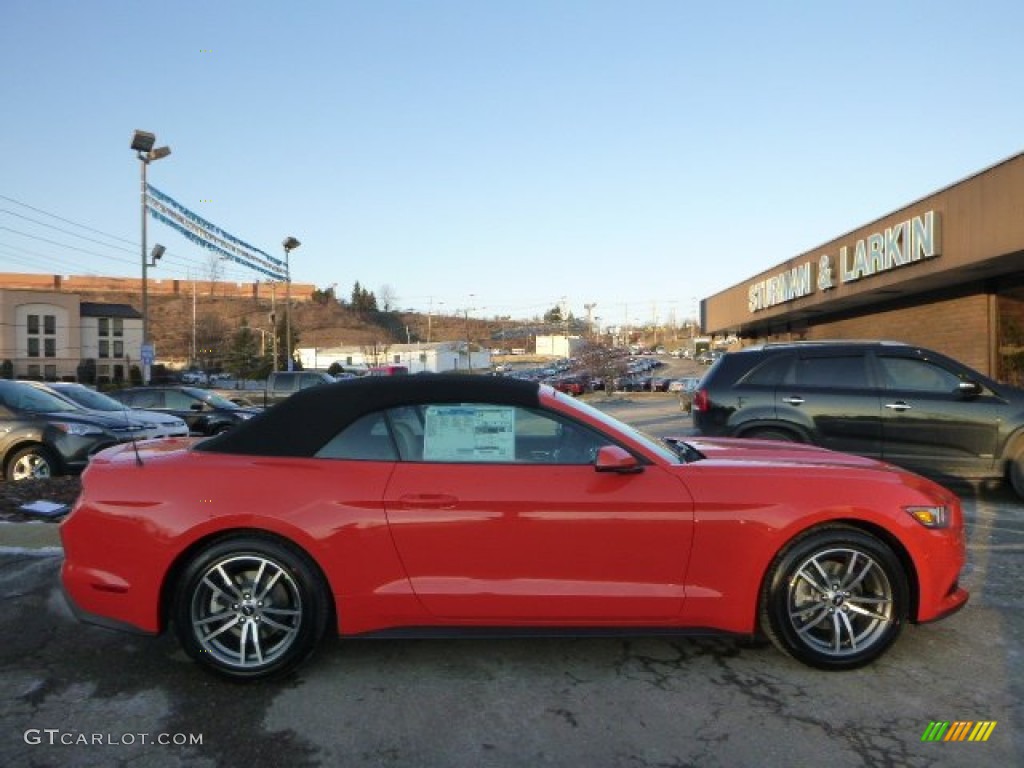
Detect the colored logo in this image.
<box><xmin>921</xmin><ymin>721</ymin><xmax>997</xmax><ymax>742</ymax></box>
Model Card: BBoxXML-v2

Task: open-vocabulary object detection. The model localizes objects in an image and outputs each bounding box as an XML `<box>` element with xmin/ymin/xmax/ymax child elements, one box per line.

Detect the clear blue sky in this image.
<box><xmin>2</xmin><ymin>1</ymin><xmax>1022</xmax><ymax>328</ymax></box>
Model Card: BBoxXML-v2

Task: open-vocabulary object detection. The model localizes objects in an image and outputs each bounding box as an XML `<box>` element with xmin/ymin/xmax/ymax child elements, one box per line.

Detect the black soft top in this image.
<box><xmin>195</xmin><ymin>374</ymin><xmax>542</xmax><ymax>457</ymax></box>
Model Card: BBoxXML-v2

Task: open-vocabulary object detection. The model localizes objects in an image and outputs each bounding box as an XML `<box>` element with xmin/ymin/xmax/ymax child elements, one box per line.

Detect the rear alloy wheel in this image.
<box><xmin>173</xmin><ymin>537</ymin><xmax>329</xmax><ymax>680</ymax></box>
<box><xmin>7</xmin><ymin>446</ymin><xmax>59</xmax><ymax>481</ymax></box>
<box><xmin>760</xmin><ymin>527</ymin><xmax>908</xmax><ymax>669</ymax></box>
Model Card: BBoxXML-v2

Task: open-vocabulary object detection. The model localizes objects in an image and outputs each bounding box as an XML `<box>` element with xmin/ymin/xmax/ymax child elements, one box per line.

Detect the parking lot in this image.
<box><xmin>1</xmin><ymin>394</ymin><xmax>1021</xmax><ymax>768</ymax></box>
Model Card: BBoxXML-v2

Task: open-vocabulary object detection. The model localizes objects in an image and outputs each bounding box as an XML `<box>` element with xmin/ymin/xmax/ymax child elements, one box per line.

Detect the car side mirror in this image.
<box><xmin>594</xmin><ymin>445</ymin><xmax>643</xmax><ymax>474</ymax></box>
<box><xmin>957</xmin><ymin>379</ymin><xmax>982</xmax><ymax>398</ymax></box>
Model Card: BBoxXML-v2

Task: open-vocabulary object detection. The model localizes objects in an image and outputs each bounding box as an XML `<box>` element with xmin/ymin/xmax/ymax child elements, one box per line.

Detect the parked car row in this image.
<box><xmin>0</xmin><ymin>380</ymin><xmax>155</xmax><ymax>481</ymax></box>
<box><xmin>107</xmin><ymin>387</ymin><xmax>261</xmax><ymax>436</ymax></box>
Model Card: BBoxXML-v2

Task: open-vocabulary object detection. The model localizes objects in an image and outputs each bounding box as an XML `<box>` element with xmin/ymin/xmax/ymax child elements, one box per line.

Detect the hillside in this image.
<box><xmin>84</xmin><ymin>287</ymin><xmax>533</xmax><ymax>367</ymax></box>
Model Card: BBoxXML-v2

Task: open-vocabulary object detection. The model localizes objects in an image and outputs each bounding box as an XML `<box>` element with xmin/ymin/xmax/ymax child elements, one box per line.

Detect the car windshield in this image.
<box><xmin>552</xmin><ymin>390</ymin><xmax>680</xmax><ymax>464</ymax></box>
<box><xmin>0</xmin><ymin>382</ymin><xmax>81</xmax><ymax>413</ymax></box>
<box><xmin>56</xmin><ymin>386</ymin><xmax>122</xmax><ymax>412</ymax></box>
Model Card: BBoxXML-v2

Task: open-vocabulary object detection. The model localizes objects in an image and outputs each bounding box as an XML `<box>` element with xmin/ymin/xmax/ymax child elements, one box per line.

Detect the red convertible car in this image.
<box><xmin>60</xmin><ymin>375</ymin><xmax>968</xmax><ymax>680</ymax></box>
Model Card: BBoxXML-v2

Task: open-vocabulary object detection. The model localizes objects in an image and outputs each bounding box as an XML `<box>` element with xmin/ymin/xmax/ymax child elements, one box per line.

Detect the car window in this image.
<box><xmin>315</xmin><ymin>412</ymin><xmax>398</xmax><ymax>460</ymax></box>
<box><xmin>792</xmin><ymin>355</ymin><xmax>868</xmax><ymax>388</ymax></box>
<box><xmin>272</xmin><ymin>374</ymin><xmax>297</xmax><ymax>392</ymax></box>
<box><xmin>164</xmin><ymin>390</ymin><xmax>199</xmax><ymax>410</ymax></box>
<box><xmin>56</xmin><ymin>385</ymin><xmax>117</xmax><ymax>411</ymax></box>
<box><xmin>741</xmin><ymin>353</ymin><xmax>793</xmax><ymax>386</ymax></box>
<box><xmin>126</xmin><ymin>390</ymin><xmax>164</xmax><ymax>408</ymax></box>
<box><xmin>877</xmin><ymin>356</ymin><xmax>962</xmax><ymax>393</ymax></box>
<box><xmin>414</xmin><ymin>403</ymin><xmax>603</xmax><ymax>465</ymax></box>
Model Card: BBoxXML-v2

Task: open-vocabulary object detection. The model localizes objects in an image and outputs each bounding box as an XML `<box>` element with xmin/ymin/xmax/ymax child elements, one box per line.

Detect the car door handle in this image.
<box><xmin>885</xmin><ymin>402</ymin><xmax>912</xmax><ymax>412</ymax></box>
<box><xmin>782</xmin><ymin>396</ymin><xmax>805</xmax><ymax>405</ymax></box>
<box><xmin>397</xmin><ymin>493</ymin><xmax>459</xmax><ymax>510</ymax></box>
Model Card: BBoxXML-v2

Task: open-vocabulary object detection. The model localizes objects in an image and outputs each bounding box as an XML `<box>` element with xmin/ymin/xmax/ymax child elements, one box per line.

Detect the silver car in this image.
<box><xmin>46</xmin><ymin>382</ymin><xmax>190</xmax><ymax>440</ymax></box>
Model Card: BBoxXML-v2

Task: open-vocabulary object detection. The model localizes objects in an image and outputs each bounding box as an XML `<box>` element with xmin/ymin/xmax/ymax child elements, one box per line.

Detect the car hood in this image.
<box><xmin>122</xmin><ymin>409</ymin><xmax>188</xmax><ymax>427</ymax></box>
<box><xmin>672</xmin><ymin>435</ymin><xmax>891</xmax><ymax>469</ymax></box>
<box><xmin>34</xmin><ymin>409</ymin><xmax>143</xmax><ymax>431</ymax></box>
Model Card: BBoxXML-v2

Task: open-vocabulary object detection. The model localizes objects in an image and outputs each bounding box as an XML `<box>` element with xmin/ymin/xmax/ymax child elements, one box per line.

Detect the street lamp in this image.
<box><xmin>282</xmin><ymin>236</ymin><xmax>301</xmax><ymax>371</ymax></box>
<box><xmin>132</xmin><ymin>129</ymin><xmax>171</xmax><ymax>384</ymax></box>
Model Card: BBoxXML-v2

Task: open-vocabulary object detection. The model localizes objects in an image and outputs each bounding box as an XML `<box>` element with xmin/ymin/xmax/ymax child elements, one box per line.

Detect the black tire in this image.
<box><xmin>1009</xmin><ymin>453</ymin><xmax>1024</xmax><ymax>499</ymax></box>
<box><xmin>6</xmin><ymin>445</ymin><xmax>60</xmax><ymax>481</ymax></box>
<box><xmin>173</xmin><ymin>536</ymin><xmax>330</xmax><ymax>681</ymax></box>
<box><xmin>746</xmin><ymin>428</ymin><xmax>798</xmax><ymax>442</ymax></box>
<box><xmin>759</xmin><ymin>526</ymin><xmax>908</xmax><ymax>670</ymax></box>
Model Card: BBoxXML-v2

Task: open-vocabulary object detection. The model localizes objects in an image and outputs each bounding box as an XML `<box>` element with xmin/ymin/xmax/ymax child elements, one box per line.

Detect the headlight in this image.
<box><xmin>905</xmin><ymin>505</ymin><xmax>949</xmax><ymax>529</ymax></box>
<box><xmin>52</xmin><ymin>422</ymin><xmax>105</xmax><ymax>436</ymax></box>
<box><xmin>237</xmin><ymin>412</ymin><xmax>255</xmax><ymax>420</ymax></box>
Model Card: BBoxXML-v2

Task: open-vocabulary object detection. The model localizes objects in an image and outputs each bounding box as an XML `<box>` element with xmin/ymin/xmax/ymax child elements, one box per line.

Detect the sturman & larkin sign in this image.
<box><xmin>748</xmin><ymin>210</ymin><xmax>941</xmax><ymax>313</ymax></box>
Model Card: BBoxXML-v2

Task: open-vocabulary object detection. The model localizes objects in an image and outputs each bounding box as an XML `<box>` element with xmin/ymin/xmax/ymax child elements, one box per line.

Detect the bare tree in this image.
<box><xmin>378</xmin><ymin>284</ymin><xmax>398</xmax><ymax>313</ymax></box>
<box><xmin>205</xmin><ymin>253</ymin><xmax>224</xmax><ymax>295</ymax></box>
<box><xmin>360</xmin><ymin>341</ymin><xmax>391</xmax><ymax>368</ymax></box>
<box><xmin>194</xmin><ymin>312</ymin><xmax>230</xmax><ymax>372</ymax></box>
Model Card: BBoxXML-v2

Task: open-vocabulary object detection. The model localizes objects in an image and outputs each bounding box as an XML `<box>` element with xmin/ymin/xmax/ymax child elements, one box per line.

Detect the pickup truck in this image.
<box><xmin>264</xmin><ymin>371</ymin><xmax>336</xmax><ymax>406</ymax></box>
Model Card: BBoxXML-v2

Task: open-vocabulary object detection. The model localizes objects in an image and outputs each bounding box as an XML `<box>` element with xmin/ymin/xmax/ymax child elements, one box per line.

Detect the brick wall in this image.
<box><xmin>0</xmin><ymin>273</ymin><xmax>316</xmax><ymax>301</ymax></box>
<box><xmin>801</xmin><ymin>294</ymin><xmax>992</xmax><ymax>374</ymax></box>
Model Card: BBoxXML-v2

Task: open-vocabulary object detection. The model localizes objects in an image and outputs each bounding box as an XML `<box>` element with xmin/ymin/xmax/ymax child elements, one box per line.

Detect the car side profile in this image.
<box><xmin>692</xmin><ymin>340</ymin><xmax>1024</xmax><ymax>496</ymax></box>
<box><xmin>46</xmin><ymin>382</ymin><xmax>189</xmax><ymax>440</ymax></box>
<box><xmin>0</xmin><ymin>380</ymin><xmax>143</xmax><ymax>480</ymax></box>
<box><xmin>107</xmin><ymin>386</ymin><xmax>260</xmax><ymax>436</ymax></box>
<box><xmin>61</xmin><ymin>375</ymin><xmax>967</xmax><ymax>680</ymax></box>
<box><xmin>263</xmin><ymin>371</ymin><xmax>336</xmax><ymax>406</ymax></box>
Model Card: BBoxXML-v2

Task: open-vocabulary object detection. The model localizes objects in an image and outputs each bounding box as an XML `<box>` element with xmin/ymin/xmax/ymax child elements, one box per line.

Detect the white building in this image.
<box><xmin>298</xmin><ymin>341</ymin><xmax>492</xmax><ymax>374</ymax></box>
<box><xmin>534</xmin><ymin>334</ymin><xmax>585</xmax><ymax>358</ymax></box>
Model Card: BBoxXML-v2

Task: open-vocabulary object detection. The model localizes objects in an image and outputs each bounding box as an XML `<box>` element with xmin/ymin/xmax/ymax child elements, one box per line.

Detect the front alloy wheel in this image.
<box><xmin>7</xmin><ymin>446</ymin><xmax>58</xmax><ymax>481</ymax></box>
<box><xmin>760</xmin><ymin>527</ymin><xmax>908</xmax><ymax>669</ymax></box>
<box><xmin>174</xmin><ymin>537</ymin><xmax>329</xmax><ymax>680</ymax></box>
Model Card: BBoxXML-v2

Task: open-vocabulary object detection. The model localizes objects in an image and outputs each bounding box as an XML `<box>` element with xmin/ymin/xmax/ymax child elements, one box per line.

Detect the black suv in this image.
<box><xmin>692</xmin><ymin>340</ymin><xmax>1024</xmax><ymax>497</ymax></box>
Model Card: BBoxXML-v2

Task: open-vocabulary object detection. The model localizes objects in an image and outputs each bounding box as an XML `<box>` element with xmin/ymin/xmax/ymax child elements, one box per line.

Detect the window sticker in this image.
<box><xmin>423</xmin><ymin>405</ymin><xmax>515</xmax><ymax>462</ymax></box>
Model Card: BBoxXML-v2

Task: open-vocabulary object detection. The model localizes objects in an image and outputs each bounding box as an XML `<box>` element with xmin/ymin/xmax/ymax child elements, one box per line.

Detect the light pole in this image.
<box><xmin>131</xmin><ymin>130</ymin><xmax>171</xmax><ymax>384</ymax></box>
<box><xmin>464</xmin><ymin>294</ymin><xmax>476</xmax><ymax>372</ymax></box>
<box><xmin>282</xmin><ymin>237</ymin><xmax>301</xmax><ymax>371</ymax></box>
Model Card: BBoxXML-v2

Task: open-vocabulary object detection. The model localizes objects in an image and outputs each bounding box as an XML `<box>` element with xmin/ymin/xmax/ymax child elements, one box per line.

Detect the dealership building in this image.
<box><xmin>700</xmin><ymin>151</ymin><xmax>1024</xmax><ymax>382</ymax></box>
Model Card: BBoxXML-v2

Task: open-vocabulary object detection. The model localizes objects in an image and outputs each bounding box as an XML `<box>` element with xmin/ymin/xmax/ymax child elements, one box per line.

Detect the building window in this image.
<box><xmin>393</xmin><ymin>354</ymin><xmax>402</xmax><ymax>364</ymax></box>
<box><xmin>99</xmin><ymin>340</ymin><xmax>110</xmax><ymax>359</ymax></box>
<box><xmin>113</xmin><ymin>365</ymin><xmax>125</xmax><ymax>382</ymax></box>
<box><xmin>44</xmin><ymin>365</ymin><xmax>57</xmax><ymax>381</ymax></box>
<box><xmin>113</xmin><ymin>341</ymin><xmax>124</xmax><ymax>358</ymax></box>
<box><xmin>27</xmin><ymin>364</ymin><xmax>41</xmax><ymax>379</ymax></box>
<box><xmin>44</xmin><ymin>338</ymin><xmax>56</xmax><ymax>358</ymax></box>
<box><xmin>27</xmin><ymin>315</ymin><xmax>39</xmax><ymax>334</ymax></box>
<box><xmin>113</xmin><ymin>318</ymin><xmax>123</xmax><ymax>337</ymax></box>
<box><xmin>98</xmin><ymin>318</ymin><xmax>109</xmax><ymax>337</ymax></box>
<box><xmin>44</xmin><ymin>315</ymin><xmax>56</xmax><ymax>335</ymax></box>
<box><xmin>27</xmin><ymin>338</ymin><xmax>40</xmax><ymax>358</ymax></box>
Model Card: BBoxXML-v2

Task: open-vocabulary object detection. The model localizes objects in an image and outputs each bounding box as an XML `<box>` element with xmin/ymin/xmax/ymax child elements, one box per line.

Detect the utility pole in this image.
<box><xmin>270</xmin><ymin>283</ymin><xmax>279</xmax><ymax>372</ymax></box>
<box><xmin>464</xmin><ymin>295</ymin><xmax>476</xmax><ymax>371</ymax></box>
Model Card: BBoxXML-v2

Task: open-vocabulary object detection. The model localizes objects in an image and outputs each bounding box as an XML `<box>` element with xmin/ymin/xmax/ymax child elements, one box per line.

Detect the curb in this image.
<box><xmin>0</xmin><ymin>522</ymin><xmax>62</xmax><ymax>551</ymax></box>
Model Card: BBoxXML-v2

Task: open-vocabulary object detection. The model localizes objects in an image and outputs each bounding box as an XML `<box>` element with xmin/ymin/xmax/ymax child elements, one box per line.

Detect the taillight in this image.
<box><xmin>692</xmin><ymin>389</ymin><xmax>710</xmax><ymax>412</ymax></box>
